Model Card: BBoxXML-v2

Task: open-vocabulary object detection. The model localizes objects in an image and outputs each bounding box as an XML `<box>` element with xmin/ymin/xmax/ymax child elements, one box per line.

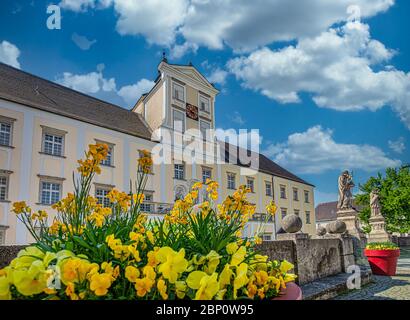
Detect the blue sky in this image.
<box><xmin>1</xmin><ymin>0</ymin><xmax>409</xmax><ymax>205</ymax></box>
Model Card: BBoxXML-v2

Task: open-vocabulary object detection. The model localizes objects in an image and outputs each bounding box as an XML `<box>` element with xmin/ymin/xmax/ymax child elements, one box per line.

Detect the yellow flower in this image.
<box><xmin>90</xmin><ymin>273</ymin><xmax>112</xmax><ymax>296</ymax></box>
<box><xmin>280</xmin><ymin>260</ymin><xmax>294</xmax><ymax>274</ymax></box>
<box><xmin>266</xmin><ymin>201</ymin><xmax>277</xmax><ymax>216</ymax></box>
<box><xmin>175</xmin><ymin>281</ymin><xmax>186</xmax><ymax>299</ymax></box>
<box><xmin>254</xmin><ymin>236</ymin><xmax>262</xmax><ymax>245</ymax></box>
<box><xmin>230</xmin><ymin>246</ymin><xmax>246</xmax><ymax>266</ymax></box>
<box><xmin>65</xmin><ymin>282</ymin><xmax>78</xmax><ymax>300</ymax></box>
<box><xmin>12</xmin><ymin>201</ymin><xmax>29</xmax><ymax>215</ymax></box>
<box><xmin>226</xmin><ymin>242</ymin><xmax>238</xmax><ymax>255</ymax></box>
<box><xmin>146</xmin><ymin>231</ymin><xmax>155</xmax><ymax>243</ymax></box>
<box><xmin>156</xmin><ymin>247</ymin><xmax>188</xmax><ymax>284</ymax></box>
<box><xmin>204</xmin><ymin>251</ymin><xmax>220</xmax><ymax>275</ymax></box>
<box><xmin>157</xmin><ymin>279</ymin><xmax>168</xmax><ymax>300</ymax></box>
<box><xmin>0</xmin><ymin>269</ymin><xmax>11</xmax><ymax>300</ymax></box>
<box><xmin>187</xmin><ymin>271</ymin><xmax>219</xmax><ymax>300</ymax></box>
<box><xmin>125</xmin><ymin>266</ymin><xmax>140</xmax><ymax>283</ymax></box>
<box><xmin>134</xmin><ymin>269</ymin><xmax>155</xmax><ymax>298</ymax></box>
<box><xmin>218</xmin><ymin>264</ymin><xmax>233</xmax><ymax>288</ymax></box>
<box><xmin>233</xmin><ymin>263</ymin><xmax>249</xmax><ymax>299</ymax></box>
<box><xmin>192</xmin><ymin>182</ymin><xmax>203</xmax><ymax>190</ymax></box>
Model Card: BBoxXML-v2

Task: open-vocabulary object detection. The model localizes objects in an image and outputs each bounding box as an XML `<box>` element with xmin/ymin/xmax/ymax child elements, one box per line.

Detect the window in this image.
<box><xmin>304</xmin><ymin>190</ymin><xmax>309</xmax><ymax>203</ymax></box>
<box><xmin>202</xmin><ymin>168</ymin><xmax>212</xmax><ymax>184</ymax></box>
<box><xmin>0</xmin><ymin>122</ymin><xmax>12</xmax><ymax>146</ymax></box>
<box><xmin>293</xmin><ymin>188</ymin><xmax>299</xmax><ymax>201</ymax></box>
<box><xmin>0</xmin><ymin>227</ymin><xmax>6</xmax><ymax>245</ymax></box>
<box><xmin>173</xmin><ymin>109</ymin><xmax>185</xmax><ymax>133</ymax></box>
<box><xmin>294</xmin><ymin>209</ymin><xmax>300</xmax><ymax>216</ymax></box>
<box><xmin>100</xmin><ymin>145</ymin><xmax>114</xmax><ymax>167</ymax></box>
<box><xmin>173</xmin><ymin>82</ymin><xmax>185</xmax><ymax>102</ymax></box>
<box><xmin>280</xmin><ymin>185</ymin><xmax>286</xmax><ymax>199</ymax></box>
<box><xmin>227</xmin><ymin>173</ymin><xmax>236</xmax><ymax>190</ymax></box>
<box><xmin>140</xmin><ymin>193</ymin><xmax>153</xmax><ymax>213</ymax></box>
<box><xmin>0</xmin><ymin>175</ymin><xmax>8</xmax><ymax>201</ymax></box>
<box><xmin>246</xmin><ymin>178</ymin><xmax>254</xmax><ymax>193</ymax></box>
<box><xmin>306</xmin><ymin>211</ymin><xmax>311</xmax><ymax>224</ymax></box>
<box><xmin>199</xmin><ymin>95</ymin><xmax>210</xmax><ymax>113</ymax></box>
<box><xmin>174</xmin><ymin>164</ymin><xmax>185</xmax><ymax>180</ymax></box>
<box><xmin>43</xmin><ymin>133</ymin><xmax>63</xmax><ymax>156</ymax></box>
<box><xmin>262</xmin><ymin>234</ymin><xmax>271</xmax><ymax>241</ymax></box>
<box><xmin>40</xmin><ymin>181</ymin><xmax>61</xmax><ymax>205</ymax></box>
<box><xmin>96</xmin><ymin>188</ymin><xmax>111</xmax><ymax>207</ymax></box>
<box><xmin>281</xmin><ymin>208</ymin><xmax>287</xmax><ymax>219</ymax></box>
<box><xmin>200</xmin><ymin>120</ymin><xmax>211</xmax><ymax>141</ymax></box>
<box><xmin>265</xmin><ymin>182</ymin><xmax>272</xmax><ymax>196</ymax></box>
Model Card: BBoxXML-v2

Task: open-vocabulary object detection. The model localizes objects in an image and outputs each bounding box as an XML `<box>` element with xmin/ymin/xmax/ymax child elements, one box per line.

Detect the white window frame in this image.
<box><xmin>39</xmin><ymin>179</ymin><xmax>62</xmax><ymax>205</ymax></box>
<box><xmin>173</xmin><ymin>109</ymin><xmax>186</xmax><ymax>134</ymax></box>
<box><xmin>202</xmin><ymin>167</ymin><xmax>212</xmax><ymax>184</ymax></box>
<box><xmin>172</xmin><ymin>82</ymin><xmax>185</xmax><ymax>102</ymax></box>
<box><xmin>174</xmin><ymin>163</ymin><xmax>185</xmax><ymax>180</ymax></box>
<box><xmin>294</xmin><ymin>209</ymin><xmax>300</xmax><ymax>216</ymax></box>
<box><xmin>0</xmin><ymin>174</ymin><xmax>9</xmax><ymax>201</ymax></box>
<box><xmin>265</xmin><ymin>182</ymin><xmax>272</xmax><ymax>196</ymax></box>
<box><xmin>199</xmin><ymin>94</ymin><xmax>210</xmax><ymax>113</ymax></box>
<box><xmin>95</xmin><ymin>186</ymin><xmax>112</xmax><ymax>207</ymax></box>
<box><xmin>41</xmin><ymin>126</ymin><xmax>66</xmax><ymax>157</ymax></box>
<box><xmin>140</xmin><ymin>192</ymin><xmax>154</xmax><ymax>213</ymax></box>
<box><xmin>227</xmin><ymin>173</ymin><xmax>236</xmax><ymax>190</ymax></box>
<box><xmin>280</xmin><ymin>185</ymin><xmax>286</xmax><ymax>199</ymax></box>
<box><xmin>304</xmin><ymin>190</ymin><xmax>310</xmax><ymax>203</ymax></box>
<box><xmin>293</xmin><ymin>188</ymin><xmax>299</xmax><ymax>201</ymax></box>
<box><xmin>246</xmin><ymin>177</ymin><xmax>254</xmax><ymax>193</ymax></box>
<box><xmin>306</xmin><ymin>211</ymin><xmax>311</xmax><ymax>224</ymax></box>
<box><xmin>262</xmin><ymin>234</ymin><xmax>271</xmax><ymax>241</ymax></box>
<box><xmin>0</xmin><ymin>120</ymin><xmax>13</xmax><ymax>147</ymax></box>
<box><xmin>281</xmin><ymin>208</ymin><xmax>287</xmax><ymax>219</ymax></box>
<box><xmin>199</xmin><ymin>120</ymin><xmax>211</xmax><ymax>141</ymax></box>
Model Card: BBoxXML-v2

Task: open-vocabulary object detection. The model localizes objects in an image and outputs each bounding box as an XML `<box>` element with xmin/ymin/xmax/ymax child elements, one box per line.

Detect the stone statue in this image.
<box><xmin>370</xmin><ymin>189</ymin><xmax>381</xmax><ymax>217</ymax></box>
<box><xmin>337</xmin><ymin>170</ymin><xmax>355</xmax><ymax>210</ymax></box>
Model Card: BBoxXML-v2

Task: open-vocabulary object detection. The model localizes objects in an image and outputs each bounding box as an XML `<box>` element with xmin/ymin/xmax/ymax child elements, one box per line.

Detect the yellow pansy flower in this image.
<box><xmin>157</xmin><ymin>279</ymin><xmax>168</xmax><ymax>300</ymax></box>
<box><xmin>279</xmin><ymin>260</ymin><xmax>294</xmax><ymax>273</ymax></box>
<box><xmin>89</xmin><ymin>273</ymin><xmax>112</xmax><ymax>296</ymax></box>
<box><xmin>187</xmin><ymin>271</ymin><xmax>219</xmax><ymax>300</ymax></box>
<box><xmin>226</xmin><ymin>242</ymin><xmax>238</xmax><ymax>255</ymax></box>
<box><xmin>156</xmin><ymin>247</ymin><xmax>188</xmax><ymax>284</ymax></box>
<box><xmin>125</xmin><ymin>266</ymin><xmax>140</xmax><ymax>283</ymax></box>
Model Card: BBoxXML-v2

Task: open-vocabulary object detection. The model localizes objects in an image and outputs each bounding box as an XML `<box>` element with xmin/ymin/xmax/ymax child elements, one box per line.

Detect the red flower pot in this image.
<box><xmin>272</xmin><ymin>282</ymin><xmax>302</xmax><ymax>300</ymax></box>
<box><xmin>364</xmin><ymin>249</ymin><xmax>400</xmax><ymax>276</ymax></box>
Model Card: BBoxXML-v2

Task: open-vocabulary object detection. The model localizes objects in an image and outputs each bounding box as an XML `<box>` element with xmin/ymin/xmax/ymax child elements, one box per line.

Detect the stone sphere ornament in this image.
<box><xmin>326</xmin><ymin>220</ymin><xmax>347</xmax><ymax>234</ymax></box>
<box><xmin>316</xmin><ymin>226</ymin><xmax>327</xmax><ymax>236</ymax></box>
<box><xmin>282</xmin><ymin>214</ymin><xmax>303</xmax><ymax>233</ymax></box>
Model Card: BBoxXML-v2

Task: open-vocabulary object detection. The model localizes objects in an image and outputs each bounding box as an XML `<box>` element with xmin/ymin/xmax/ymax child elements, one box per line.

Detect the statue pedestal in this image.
<box><xmin>337</xmin><ymin>209</ymin><xmax>367</xmax><ymax>265</ymax></box>
<box><xmin>368</xmin><ymin>215</ymin><xmax>391</xmax><ymax>243</ymax></box>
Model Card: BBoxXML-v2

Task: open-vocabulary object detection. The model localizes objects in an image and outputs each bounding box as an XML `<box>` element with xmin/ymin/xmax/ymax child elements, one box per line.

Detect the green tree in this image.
<box><xmin>355</xmin><ymin>166</ymin><xmax>410</xmax><ymax>234</ymax></box>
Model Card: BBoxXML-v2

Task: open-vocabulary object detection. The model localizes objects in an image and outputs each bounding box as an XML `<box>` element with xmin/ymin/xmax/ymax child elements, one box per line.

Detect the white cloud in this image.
<box><xmin>263</xmin><ymin>125</ymin><xmax>401</xmax><ymax>174</ymax></box>
<box><xmin>207</xmin><ymin>68</ymin><xmax>228</xmax><ymax>86</ymax></box>
<box><xmin>60</xmin><ymin>0</ymin><xmax>394</xmax><ymax>54</ymax></box>
<box><xmin>228</xmin><ymin>21</ymin><xmax>410</xmax><ymax>129</ymax></box>
<box><xmin>181</xmin><ymin>0</ymin><xmax>394</xmax><ymax>52</ymax></box>
<box><xmin>113</xmin><ymin>0</ymin><xmax>189</xmax><ymax>46</ymax></box>
<box><xmin>56</xmin><ymin>65</ymin><xmax>154</xmax><ymax>106</ymax></box>
<box><xmin>59</xmin><ymin>0</ymin><xmax>112</xmax><ymax>12</ymax></box>
<box><xmin>0</xmin><ymin>40</ymin><xmax>21</xmax><ymax>69</ymax></box>
<box><xmin>71</xmin><ymin>33</ymin><xmax>97</xmax><ymax>50</ymax></box>
<box><xmin>388</xmin><ymin>137</ymin><xmax>405</xmax><ymax>154</ymax></box>
<box><xmin>56</xmin><ymin>70</ymin><xmax>116</xmax><ymax>94</ymax></box>
<box><xmin>170</xmin><ymin>42</ymin><xmax>198</xmax><ymax>59</ymax></box>
<box><xmin>118</xmin><ymin>79</ymin><xmax>155</xmax><ymax>105</ymax></box>
<box><xmin>229</xmin><ymin>111</ymin><xmax>245</xmax><ymax>125</ymax></box>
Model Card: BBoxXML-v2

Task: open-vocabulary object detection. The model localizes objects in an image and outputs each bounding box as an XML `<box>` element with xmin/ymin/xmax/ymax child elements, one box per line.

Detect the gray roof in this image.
<box><xmin>219</xmin><ymin>142</ymin><xmax>314</xmax><ymax>186</ymax></box>
<box><xmin>0</xmin><ymin>63</ymin><xmax>152</xmax><ymax>140</ymax></box>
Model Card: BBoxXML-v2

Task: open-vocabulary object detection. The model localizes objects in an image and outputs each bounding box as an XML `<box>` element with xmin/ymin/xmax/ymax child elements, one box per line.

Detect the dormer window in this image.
<box><xmin>173</xmin><ymin>82</ymin><xmax>185</xmax><ymax>102</ymax></box>
<box><xmin>199</xmin><ymin>94</ymin><xmax>210</xmax><ymax>113</ymax></box>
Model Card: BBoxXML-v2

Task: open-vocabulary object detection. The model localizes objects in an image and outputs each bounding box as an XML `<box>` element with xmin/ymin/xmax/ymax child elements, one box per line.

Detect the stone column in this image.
<box><xmin>368</xmin><ymin>215</ymin><xmax>391</xmax><ymax>243</ymax></box>
<box><xmin>337</xmin><ymin>209</ymin><xmax>367</xmax><ymax>265</ymax></box>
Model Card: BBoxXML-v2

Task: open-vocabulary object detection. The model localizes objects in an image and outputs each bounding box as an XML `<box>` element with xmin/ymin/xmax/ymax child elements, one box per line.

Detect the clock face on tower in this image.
<box><xmin>186</xmin><ymin>103</ymin><xmax>199</xmax><ymax>120</ymax></box>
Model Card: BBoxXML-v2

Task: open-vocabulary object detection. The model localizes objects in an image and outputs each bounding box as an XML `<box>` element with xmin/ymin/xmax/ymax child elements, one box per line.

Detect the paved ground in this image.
<box><xmin>334</xmin><ymin>247</ymin><xmax>410</xmax><ymax>300</ymax></box>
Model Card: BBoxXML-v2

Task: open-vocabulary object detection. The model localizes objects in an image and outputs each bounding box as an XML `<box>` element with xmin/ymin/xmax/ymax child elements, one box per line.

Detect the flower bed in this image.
<box><xmin>0</xmin><ymin>144</ymin><xmax>296</xmax><ymax>300</ymax></box>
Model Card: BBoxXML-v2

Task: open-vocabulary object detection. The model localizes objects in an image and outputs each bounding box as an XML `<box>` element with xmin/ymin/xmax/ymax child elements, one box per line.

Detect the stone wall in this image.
<box><xmin>397</xmin><ymin>236</ymin><xmax>410</xmax><ymax>247</ymax></box>
<box><xmin>258</xmin><ymin>235</ymin><xmax>354</xmax><ymax>285</ymax></box>
<box><xmin>0</xmin><ymin>245</ymin><xmax>26</xmax><ymax>269</ymax></box>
